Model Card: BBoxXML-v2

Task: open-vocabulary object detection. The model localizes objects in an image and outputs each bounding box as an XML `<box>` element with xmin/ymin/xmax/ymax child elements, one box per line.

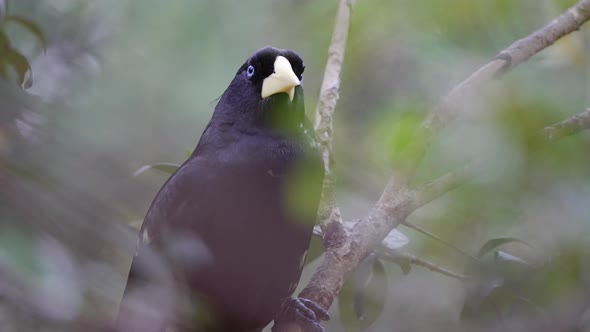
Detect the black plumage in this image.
<box><xmin>117</xmin><ymin>47</ymin><xmax>325</xmax><ymax>332</ymax></box>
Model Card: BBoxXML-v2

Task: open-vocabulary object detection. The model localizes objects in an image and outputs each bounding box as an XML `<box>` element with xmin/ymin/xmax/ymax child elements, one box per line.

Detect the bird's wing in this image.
<box><xmin>118</xmin><ymin>157</ymin><xmax>214</xmax><ymax>329</ymax></box>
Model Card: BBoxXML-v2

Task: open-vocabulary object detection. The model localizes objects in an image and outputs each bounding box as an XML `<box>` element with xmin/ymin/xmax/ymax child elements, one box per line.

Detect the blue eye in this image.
<box><xmin>246</xmin><ymin>65</ymin><xmax>255</xmax><ymax>78</ymax></box>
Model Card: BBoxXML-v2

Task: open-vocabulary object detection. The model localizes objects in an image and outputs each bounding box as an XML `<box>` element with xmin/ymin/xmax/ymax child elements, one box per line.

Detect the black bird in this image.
<box><xmin>117</xmin><ymin>47</ymin><xmax>328</xmax><ymax>332</ymax></box>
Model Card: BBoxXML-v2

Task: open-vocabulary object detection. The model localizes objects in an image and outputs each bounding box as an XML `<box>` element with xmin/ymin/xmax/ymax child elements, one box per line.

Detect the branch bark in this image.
<box><xmin>405</xmin><ymin>0</ymin><xmax>590</xmax><ymax>175</ymax></box>
<box><xmin>286</xmin><ymin>0</ymin><xmax>590</xmax><ymax>330</ymax></box>
<box><xmin>541</xmin><ymin>107</ymin><xmax>590</xmax><ymax>142</ymax></box>
<box><xmin>312</xmin><ymin>0</ymin><xmax>356</xmax><ymax>231</ymax></box>
<box><xmin>425</xmin><ymin>0</ymin><xmax>590</xmax><ymax>134</ymax></box>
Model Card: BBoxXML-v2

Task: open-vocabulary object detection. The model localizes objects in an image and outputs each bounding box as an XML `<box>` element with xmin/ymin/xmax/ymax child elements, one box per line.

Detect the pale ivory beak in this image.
<box><xmin>261</xmin><ymin>56</ymin><xmax>301</xmax><ymax>102</ymax></box>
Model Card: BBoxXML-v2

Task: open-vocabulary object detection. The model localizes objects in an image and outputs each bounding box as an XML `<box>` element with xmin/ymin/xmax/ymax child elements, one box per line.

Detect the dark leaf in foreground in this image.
<box><xmin>477</xmin><ymin>237</ymin><xmax>533</xmax><ymax>258</ymax></box>
<box><xmin>5</xmin><ymin>15</ymin><xmax>47</xmax><ymax>51</ymax></box>
<box><xmin>339</xmin><ymin>253</ymin><xmax>388</xmax><ymax>331</ymax></box>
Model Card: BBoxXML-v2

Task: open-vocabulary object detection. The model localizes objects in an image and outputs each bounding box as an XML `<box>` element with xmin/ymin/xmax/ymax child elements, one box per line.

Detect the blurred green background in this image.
<box><xmin>2</xmin><ymin>0</ymin><xmax>590</xmax><ymax>331</ymax></box>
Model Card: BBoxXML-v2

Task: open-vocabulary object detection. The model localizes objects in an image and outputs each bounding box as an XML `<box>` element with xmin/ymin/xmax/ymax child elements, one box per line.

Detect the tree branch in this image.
<box><xmin>425</xmin><ymin>0</ymin><xmax>590</xmax><ymax>134</ymax></box>
<box><xmin>541</xmin><ymin>107</ymin><xmax>590</xmax><ymax>142</ymax></box>
<box><xmin>313</xmin><ymin>0</ymin><xmax>356</xmax><ymax>231</ymax></box>
<box><xmin>404</xmin><ymin>0</ymin><xmax>590</xmax><ymax>176</ymax></box>
<box><xmin>294</xmin><ymin>0</ymin><xmax>590</xmax><ymax>321</ymax></box>
<box><xmin>272</xmin><ymin>1</ymin><xmax>354</xmax><ymax>330</ymax></box>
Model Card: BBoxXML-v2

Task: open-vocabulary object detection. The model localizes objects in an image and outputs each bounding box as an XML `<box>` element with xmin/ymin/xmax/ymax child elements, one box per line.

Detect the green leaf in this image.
<box><xmin>304</xmin><ymin>232</ymin><xmax>324</xmax><ymax>267</ymax></box>
<box><xmin>396</xmin><ymin>257</ymin><xmax>412</xmax><ymax>275</ymax></box>
<box><xmin>0</xmin><ymin>61</ymin><xmax>7</xmax><ymax>78</ymax></box>
<box><xmin>0</xmin><ymin>29</ymin><xmax>11</xmax><ymax>51</ymax></box>
<box><xmin>388</xmin><ymin>112</ymin><xmax>423</xmax><ymax>167</ymax></box>
<box><xmin>5</xmin><ymin>48</ymin><xmax>31</xmax><ymax>88</ymax></box>
<box><xmin>460</xmin><ymin>278</ymin><xmax>505</xmax><ymax>322</ymax></box>
<box><xmin>5</xmin><ymin>15</ymin><xmax>47</xmax><ymax>51</ymax></box>
<box><xmin>494</xmin><ymin>250</ymin><xmax>531</xmax><ymax>266</ymax></box>
<box><xmin>134</xmin><ymin>162</ymin><xmax>180</xmax><ymax>176</ymax></box>
<box><xmin>494</xmin><ymin>250</ymin><xmax>536</xmax><ymax>282</ymax></box>
<box><xmin>477</xmin><ymin>237</ymin><xmax>533</xmax><ymax>258</ymax></box>
<box><xmin>339</xmin><ymin>254</ymin><xmax>388</xmax><ymax>331</ymax></box>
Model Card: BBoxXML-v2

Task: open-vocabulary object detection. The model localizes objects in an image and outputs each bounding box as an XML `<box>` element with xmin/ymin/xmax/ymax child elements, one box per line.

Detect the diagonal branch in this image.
<box><xmin>299</xmin><ymin>104</ymin><xmax>590</xmax><ymax>316</ymax></box>
<box><xmin>425</xmin><ymin>0</ymin><xmax>590</xmax><ymax>134</ymax></box>
<box><xmin>405</xmin><ymin>0</ymin><xmax>590</xmax><ymax>176</ymax></box>
<box><xmin>411</xmin><ymin>106</ymin><xmax>590</xmax><ymax>209</ymax></box>
<box><xmin>541</xmin><ymin>107</ymin><xmax>590</xmax><ymax>142</ymax></box>
<box><xmin>296</xmin><ymin>0</ymin><xmax>590</xmax><ymax>318</ymax></box>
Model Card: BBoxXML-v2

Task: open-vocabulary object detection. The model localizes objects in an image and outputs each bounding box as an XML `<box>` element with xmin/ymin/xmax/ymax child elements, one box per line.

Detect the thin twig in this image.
<box><xmin>313</xmin><ymin>0</ymin><xmax>356</xmax><ymax>231</ymax></box>
<box><xmin>273</xmin><ymin>1</ymin><xmax>355</xmax><ymax>330</ymax></box>
<box><xmin>541</xmin><ymin>107</ymin><xmax>590</xmax><ymax>142</ymax></box>
<box><xmin>378</xmin><ymin>249</ymin><xmax>469</xmax><ymax>281</ymax></box>
<box><xmin>401</xmin><ymin>221</ymin><xmax>481</xmax><ymax>264</ymax></box>
<box><xmin>411</xmin><ymin>162</ymin><xmax>479</xmax><ymax>209</ymax></box>
<box><xmin>408</xmin><ymin>106</ymin><xmax>590</xmax><ymax>209</ymax></box>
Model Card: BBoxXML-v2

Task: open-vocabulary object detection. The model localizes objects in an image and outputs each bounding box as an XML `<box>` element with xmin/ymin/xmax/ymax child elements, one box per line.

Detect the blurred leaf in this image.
<box><xmin>462</xmin><ymin>243</ymin><xmax>540</xmax><ymax>324</ymax></box>
<box><xmin>494</xmin><ymin>250</ymin><xmax>536</xmax><ymax>284</ymax></box>
<box><xmin>4</xmin><ymin>48</ymin><xmax>32</xmax><ymax>88</ymax></box>
<box><xmin>460</xmin><ymin>276</ymin><xmax>503</xmax><ymax>321</ymax></box>
<box><xmin>524</xmin><ymin>246</ymin><xmax>587</xmax><ymax>306</ymax></box>
<box><xmin>494</xmin><ymin>250</ymin><xmax>531</xmax><ymax>266</ymax></box>
<box><xmin>284</xmin><ymin>158</ymin><xmax>324</xmax><ymax>222</ymax></box>
<box><xmin>395</xmin><ymin>255</ymin><xmax>412</xmax><ymax>275</ymax></box>
<box><xmin>133</xmin><ymin>162</ymin><xmax>180</xmax><ymax>176</ymax></box>
<box><xmin>0</xmin><ymin>226</ymin><xmax>40</xmax><ymax>277</ymax></box>
<box><xmin>388</xmin><ymin>111</ymin><xmax>424</xmax><ymax>167</ymax></box>
<box><xmin>0</xmin><ymin>29</ymin><xmax>10</xmax><ymax>55</ymax></box>
<box><xmin>304</xmin><ymin>233</ymin><xmax>324</xmax><ymax>267</ymax></box>
<box><xmin>5</xmin><ymin>15</ymin><xmax>47</xmax><ymax>51</ymax></box>
<box><xmin>2</xmin><ymin>158</ymin><xmax>49</xmax><ymax>186</ymax></box>
<box><xmin>477</xmin><ymin>237</ymin><xmax>532</xmax><ymax>258</ymax></box>
<box><xmin>339</xmin><ymin>253</ymin><xmax>388</xmax><ymax>331</ymax></box>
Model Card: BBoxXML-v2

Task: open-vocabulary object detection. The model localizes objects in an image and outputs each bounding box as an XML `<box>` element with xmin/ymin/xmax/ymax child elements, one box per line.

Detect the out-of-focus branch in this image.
<box><xmin>411</xmin><ymin>162</ymin><xmax>479</xmax><ymax>209</ymax></box>
<box><xmin>293</xmin><ymin>0</ymin><xmax>590</xmax><ymax>320</ymax></box>
<box><xmin>425</xmin><ymin>0</ymin><xmax>590</xmax><ymax>134</ymax></box>
<box><xmin>404</xmin><ymin>0</ymin><xmax>590</xmax><ymax>176</ymax></box>
<box><xmin>541</xmin><ymin>108</ymin><xmax>590</xmax><ymax>142</ymax></box>
<box><xmin>410</xmin><ymin>106</ymin><xmax>590</xmax><ymax>209</ymax></box>
<box><xmin>378</xmin><ymin>249</ymin><xmax>469</xmax><ymax>281</ymax></box>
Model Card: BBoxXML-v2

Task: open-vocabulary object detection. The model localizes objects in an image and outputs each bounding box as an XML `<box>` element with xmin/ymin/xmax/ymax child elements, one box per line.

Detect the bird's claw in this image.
<box><xmin>297</xmin><ymin>298</ymin><xmax>330</xmax><ymax>321</ymax></box>
<box><xmin>274</xmin><ymin>297</ymin><xmax>329</xmax><ymax>332</ymax></box>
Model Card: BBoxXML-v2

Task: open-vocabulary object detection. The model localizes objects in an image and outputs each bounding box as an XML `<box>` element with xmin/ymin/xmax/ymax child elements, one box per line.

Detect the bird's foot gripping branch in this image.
<box><xmin>272</xmin><ymin>298</ymin><xmax>330</xmax><ymax>332</ymax></box>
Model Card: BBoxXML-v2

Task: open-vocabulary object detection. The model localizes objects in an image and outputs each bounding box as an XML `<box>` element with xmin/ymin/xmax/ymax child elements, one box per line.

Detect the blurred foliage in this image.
<box><xmin>0</xmin><ymin>0</ymin><xmax>45</xmax><ymax>88</ymax></box>
<box><xmin>1</xmin><ymin>0</ymin><xmax>590</xmax><ymax>331</ymax></box>
<box><xmin>339</xmin><ymin>253</ymin><xmax>388</xmax><ymax>332</ymax></box>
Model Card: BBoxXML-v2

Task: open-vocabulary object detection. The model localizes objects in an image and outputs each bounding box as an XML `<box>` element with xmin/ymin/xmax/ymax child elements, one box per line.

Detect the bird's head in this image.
<box><xmin>215</xmin><ymin>46</ymin><xmax>306</xmax><ymax>132</ymax></box>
